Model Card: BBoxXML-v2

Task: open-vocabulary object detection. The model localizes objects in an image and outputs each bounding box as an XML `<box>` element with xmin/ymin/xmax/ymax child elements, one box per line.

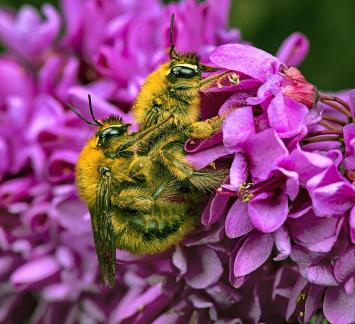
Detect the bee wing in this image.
<box><xmin>89</xmin><ymin>170</ymin><xmax>116</xmax><ymax>288</ymax></box>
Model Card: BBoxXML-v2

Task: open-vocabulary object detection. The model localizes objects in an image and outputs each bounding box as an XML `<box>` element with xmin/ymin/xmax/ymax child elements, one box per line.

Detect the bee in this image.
<box><xmin>70</xmin><ymin>15</ymin><xmax>236</xmax><ymax>287</ymax></box>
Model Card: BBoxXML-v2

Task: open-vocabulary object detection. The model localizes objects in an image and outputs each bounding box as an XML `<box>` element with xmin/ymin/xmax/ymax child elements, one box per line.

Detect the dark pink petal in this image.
<box><xmin>230</xmin><ymin>153</ymin><xmax>248</xmax><ymax>189</ymax></box>
<box><xmin>10</xmin><ymin>256</ymin><xmax>60</xmax><ymax>285</ymax></box>
<box><xmin>46</xmin><ymin>150</ymin><xmax>78</xmax><ymax>182</ymax></box>
<box><xmin>233</xmin><ymin>231</ymin><xmax>274</xmax><ymax>277</ymax></box>
<box><xmin>324</xmin><ymin>286</ymin><xmax>355</xmax><ymax>324</ymax></box>
<box><xmin>274</xmin><ymin>226</ymin><xmax>291</xmax><ymax>261</ymax></box>
<box><xmin>222</xmin><ymin>106</ymin><xmax>255</xmax><ymax>151</ymax></box>
<box><xmin>185</xmin><ymin>246</ymin><xmax>223</xmax><ymax>289</ymax></box>
<box><xmin>248</xmin><ymin>192</ymin><xmax>289</xmax><ymax>233</ymax></box>
<box><xmin>225</xmin><ymin>200</ymin><xmax>254</xmax><ymax>238</ymax></box>
<box><xmin>244</xmin><ymin>128</ymin><xmax>288</xmax><ymax>180</ymax></box>
<box><xmin>304</xmin><ymin>285</ymin><xmax>324</xmax><ymax>323</ymax></box>
<box><xmin>268</xmin><ymin>93</ymin><xmax>309</xmax><ymax>138</ymax></box>
<box><xmin>201</xmin><ymin>194</ymin><xmax>229</xmax><ymax>226</ymax></box>
<box><xmin>299</xmin><ymin>263</ymin><xmax>338</xmax><ymax>286</ymax></box>
<box><xmin>185</xmin><ymin>145</ymin><xmax>229</xmax><ymax>169</ymax></box>
<box><xmin>286</xmin><ymin>277</ymin><xmax>308</xmax><ymax>320</ymax></box>
<box><xmin>210</xmin><ymin>44</ymin><xmax>284</xmax><ymax>82</ymax></box>
<box><xmin>350</xmin><ymin>207</ymin><xmax>355</xmax><ymax>244</ymax></box>
<box><xmin>334</xmin><ymin>247</ymin><xmax>355</xmax><ymax>284</ymax></box>
<box><xmin>276</xmin><ymin>32</ymin><xmax>309</xmax><ymax>67</ymax></box>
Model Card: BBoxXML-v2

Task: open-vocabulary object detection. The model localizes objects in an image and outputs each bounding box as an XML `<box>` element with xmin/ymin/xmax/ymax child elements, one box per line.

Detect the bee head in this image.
<box><xmin>96</xmin><ymin>115</ymin><xmax>131</xmax><ymax>148</ymax></box>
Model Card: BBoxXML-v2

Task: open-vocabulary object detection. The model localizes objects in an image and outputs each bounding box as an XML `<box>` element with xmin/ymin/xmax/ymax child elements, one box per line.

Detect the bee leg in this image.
<box><xmin>159</xmin><ymin>148</ymin><xmax>225</xmax><ymax>191</ymax></box>
<box><xmin>185</xmin><ymin>115</ymin><xmax>224</xmax><ymax>139</ymax></box>
<box><xmin>111</xmin><ymin>187</ymin><xmax>153</xmax><ymax>212</ymax></box>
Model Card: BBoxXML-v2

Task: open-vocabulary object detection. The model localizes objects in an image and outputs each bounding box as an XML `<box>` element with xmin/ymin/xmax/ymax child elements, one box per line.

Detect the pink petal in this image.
<box><xmin>230</xmin><ymin>153</ymin><xmax>248</xmax><ymax>189</ymax></box>
<box><xmin>276</xmin><ymin>33</ymin><xmax>309</xmax><ymax>67</ymax></box>
<box><xmin>201</xmin><ymin>194</ymin><xmax>229</xmax><ymax>226</ymax></box>
<box><xmin>248</xmin><ymin>192</ymin><xmax>289</xmax><ymax>233</ymax></box>
<box><xmin>233</xmin><ymin>231</ymin><xmax>274</xmax><ymax>277</ymax></box>
<box><xmin>299</xmin><ymin>263</ymin><xmax>338</xmax><ymax>286</ymax></box>
<box><xmin>225</xmin><ymin>200</ymin><xmax>254</xmax><ymax>238</ymax></box>
<box><xmin>210</xmin><ymin>44</ymin><xmax>283</xmax><ymax>82</ymax></box>
<box><xmin>185</xmin><ymin>246</ymin><xmax>223</xmax><ymax>289</ymax></box>
<box><xmin>274</xmin><ymin>226</ymin><xmax>291</xmax><ymax>261</ymax></box>
<box><xmin>10</xmin><ymin>256</ymin><xmax>60</xmax><ymax>285</ymax></box>
<box><xmin>324</xmin><ymin>286</ymin><xmax>355</xmax><ymax>324</ymax></box>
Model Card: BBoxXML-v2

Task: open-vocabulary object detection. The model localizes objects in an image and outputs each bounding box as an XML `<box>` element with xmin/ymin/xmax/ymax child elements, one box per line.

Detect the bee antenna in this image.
<box><xmin>66</xmin><ymin>102</ymin><xmax>99</xmax><ymax>126</ymax></box>
<box><xmin>88</xmin><ymin>94</ymin><xmax>103</xmax><ymax>127</ymax></box>
<box><xmin>169</xmin><ymin>14</ymin><xmax>179</xmax><ymax>59</ymax></box>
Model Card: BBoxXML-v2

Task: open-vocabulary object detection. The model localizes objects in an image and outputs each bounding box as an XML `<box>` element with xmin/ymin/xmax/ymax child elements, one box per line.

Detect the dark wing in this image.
<box><xmin>89</xmin><ymin>167</ymin><xmax>116</xmax><ymax>288</ymax></box>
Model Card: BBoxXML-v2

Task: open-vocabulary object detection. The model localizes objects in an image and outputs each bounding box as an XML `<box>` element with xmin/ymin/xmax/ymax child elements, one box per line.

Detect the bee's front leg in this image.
<box><xmin>185</xmin><ymin>115</ymin><xmax>224</xmax><ymax>139</ymax></box>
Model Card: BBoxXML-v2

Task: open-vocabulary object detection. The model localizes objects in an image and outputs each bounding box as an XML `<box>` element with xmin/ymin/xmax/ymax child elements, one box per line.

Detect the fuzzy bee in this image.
<box><xmin>71</xmin><ymin>15</ymin><xmax>236</xmax><ymax>287</ymax></box>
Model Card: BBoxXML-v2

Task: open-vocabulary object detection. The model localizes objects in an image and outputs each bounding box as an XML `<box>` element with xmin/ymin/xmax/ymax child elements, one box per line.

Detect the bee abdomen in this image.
<box><xmin>130</xmin><ymin>206</ymin><xmax>184</xmax><ymax>241</ymax></box>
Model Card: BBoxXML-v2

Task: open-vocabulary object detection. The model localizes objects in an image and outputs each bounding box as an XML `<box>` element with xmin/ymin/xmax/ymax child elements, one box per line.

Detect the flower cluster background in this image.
<box><xmin>0</xmin><ymin>0</ymin><xmax>354</xmax><ymax>323</ymax></box>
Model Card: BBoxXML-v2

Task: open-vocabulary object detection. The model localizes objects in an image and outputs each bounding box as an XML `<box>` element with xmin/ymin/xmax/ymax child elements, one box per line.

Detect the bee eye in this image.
<box><xmin>97</xmin><ymin>125</ymin><xmax>128</xmax><ymax>146</ymax></box>
<box><xmin>170</xmin><ymin>65</ymin><xmax>198</xmax><ymax>78</ymax></box>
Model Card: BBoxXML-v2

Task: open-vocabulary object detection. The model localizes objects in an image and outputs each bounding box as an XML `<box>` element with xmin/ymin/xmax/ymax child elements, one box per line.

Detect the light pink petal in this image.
<box><xmin>185</xmin><ymin>246</ymin><xmax>223</xmax><ymax>289</ymax></box>
<box><xmin>10</xmin><ymin>256</ymin><xmax>60</xmax><ymax>285</ymax></box>
<box><xmin>274</xmin><ymin>226</ymin><xmax>291</xmax><ymax>261</ymax></box>
<box><xmin>299</xmin><ymin>263</ymin><xmax>338</xmax><ymax>286</ymax></box>
<box><xmin>230</xmin><ymin>153</ymin><xmax>248</xmax><ymax>189</ymax></box>
<box><xmin>276</xmin><ymin>32</ymin><xmax>309</xmax><ymax>67</ymax></box>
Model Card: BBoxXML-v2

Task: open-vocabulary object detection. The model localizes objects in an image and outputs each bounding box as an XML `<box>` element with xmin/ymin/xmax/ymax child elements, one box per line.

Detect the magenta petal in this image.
<box><xmin>225</xmin><ymin>200</ymin><xmax>254</xmax><ymax>238</ymax></box>
<box><xmin>307</xmin><ymin>166</ymin><xmax>355</xmax><ymax>217</ymax></box>
<box><xmin>185</xmin><ymin>144</ymin><xmax>229</xmax><ymax>170</ymax></box>
<box><xmin>299</xmin><ymin>263</ymin><xmax>338</xmax><ymax>286</ymax></box>
<box><xmin>348</xmin><ymin>89</ymin><xmax>355</xmax><ymax>117</ymax></box>
<box><xmin>286</xmin><ymin>277</ymin><xmax>308</xmax><ymax>320</ymax></box>
<box><xmin>268</xmin><ymin>93</ymin><xmax>308</xmax><ymax>138</ymax></box>
<box><xmin>172</xmin><ymin>246</ymin><xmax>187</xmax><ymax>276</ymax></box>
<box><xmin>185</xmin><ymin>246</ymin><xmax>223</xmax><ymax>289</ymax></box>
<box><xmin>276</xmin><ymin>32</ymin><xmax>309</xmax><ymax>67</ymax></box>
<box><xmin>222</xmin><ymin>106</ymin><xmax>255</xmax><ymax>151</ymax></box>
<box><xmin>10</xmin><ymin>256</ymin><xmax>60</xmax><ymax>285</ymax></box>
<box><xmin>233</xmin><ymin>231</ymin><xmax>274</xmax><ymax>277</ymax></box>
<box><xmin>324</xmin><ymin>286</ymin><xmax>355</xmax><ymax>324</ymax></box>
<box><xmin>334</xmin><ymin>247</ymin><xmax>355</xmax><ymax>284</ymax></box>
<box><xmin>210</xmin><ymin>44</ymin><xmax>283</xmax><ymax>82</ymax></box>
<box><xmin>304</xmin><ymin>285</ymin><xmax>324</xmax><ymax>323</ymax></box>
<box><xmin>201</xmin><ymin>194</ymin><xmax>229</xmax><ymax>226</ymax></box>
<box><xmin>274</xmin><ymin>226</ymin><xmax>291</xmax><ymax>261</ymax></box>
<box><xmin>248</xmin><ymin>192</ymin><xmax>289</xmax><ymax>233</ymax></box>
<box><xmin>350</xmin><ymin>207</ymin><xmax>355</xmax><ymax>244</ymax></box>
<box><xmin>230</xmin><ymin>153</ymin><xmax>248</xmax><ymax>189</ymax></box>
<box><xmin>245</xmin><ymin>128</ymin><xmax>288</xmax><ymax>180</ymax></box>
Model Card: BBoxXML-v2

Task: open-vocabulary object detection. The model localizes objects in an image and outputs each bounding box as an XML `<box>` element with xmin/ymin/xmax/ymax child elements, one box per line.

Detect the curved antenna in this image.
<box><xmin>67</xmin><ymin>103</ymin><xmax>98</xmax><ymax>126</ymax></box>
<box><xmin>169</xmin><ymin>14</ymin><xmax>179</xmax><ymax>60</ymax></box>
<box><xmin>88</xmin><ymin>94</ymin><xmax>103</xmax><ymax>127</ymax></box>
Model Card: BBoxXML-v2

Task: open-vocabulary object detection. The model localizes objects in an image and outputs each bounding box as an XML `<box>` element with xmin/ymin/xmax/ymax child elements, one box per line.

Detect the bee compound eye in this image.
<box><xmin>171</xmin><ymin>65</ymin><xmax>198</xmax><ymax>78</ymax></box>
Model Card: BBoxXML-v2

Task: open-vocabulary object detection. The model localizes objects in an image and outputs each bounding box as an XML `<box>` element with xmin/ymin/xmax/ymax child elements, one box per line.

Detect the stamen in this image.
<box><xmin>306</xmin><ymin>129</ymin><xmax>343</xmax><ymax>138</ymax></box>
<box><xmin>322</xmin><ymin>115</ymin><xmax>347</xmax><ymax>126</ymax></box>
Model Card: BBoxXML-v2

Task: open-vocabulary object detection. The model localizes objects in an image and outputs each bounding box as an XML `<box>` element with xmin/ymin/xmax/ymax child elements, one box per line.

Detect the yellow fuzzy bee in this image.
<box><xmin>71</xmin><ymin>15</ymin><xmax>236</xmax><ymax>287</ymax></box>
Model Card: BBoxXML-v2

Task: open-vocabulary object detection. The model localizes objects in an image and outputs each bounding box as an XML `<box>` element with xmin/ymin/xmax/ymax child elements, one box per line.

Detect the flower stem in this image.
<box><xmin>302</xmin><ymin>135</ymin><xmax>342</xmax><ymax>144</ymax></box>
<box><xmin>321</xmin><ymin>99</ymin><xmax>352</xmax><ymax>118</ymax></box>
<box><xmin>319</xmin><ymin>93</ymin><xmax>350</xmax><ymax>111</ymax></box>
<box><xmin>322</xmin><ymin>115</ymin><xmax>346</xmax><ymax>126</ymax></box>
<box><xmin>306</xmin><ymin>129</ymin><xmax>343</xmax><ymax>138</ymax></box>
